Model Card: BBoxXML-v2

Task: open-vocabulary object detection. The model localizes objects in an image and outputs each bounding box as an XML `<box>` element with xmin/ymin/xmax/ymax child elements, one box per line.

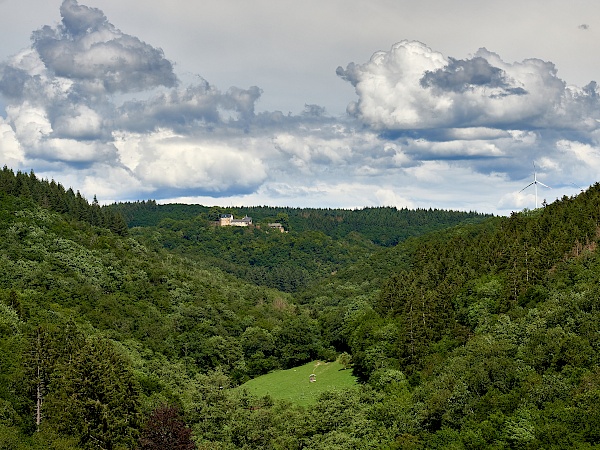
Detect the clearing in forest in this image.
<box><xmin>238</xmin><ymin>360</ymin><xmax>358</xmax><ymax>407</ymax></box>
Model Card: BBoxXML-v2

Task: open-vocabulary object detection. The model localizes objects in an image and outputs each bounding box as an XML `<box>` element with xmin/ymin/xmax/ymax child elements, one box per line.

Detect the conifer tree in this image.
<box><xmin>45</xmin><ymin>339</ymin><xmax>141</xmax><ymax>449</ymax></box>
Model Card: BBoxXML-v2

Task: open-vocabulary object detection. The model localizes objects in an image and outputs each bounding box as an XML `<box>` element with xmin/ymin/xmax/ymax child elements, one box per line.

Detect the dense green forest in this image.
<box><xmin>109</xmin><ymin>201</ymin><xmax>489</xmax><ymax>246</ymax></box>
<box><xmin>107</xmin><ymin>201</ymin><xmax>488</xmax><ymax>293</ymax></box>
<box><xmin>1</xmin><ymin>167</ymin><xmax>600</xmax><ymax>448</ymax></box>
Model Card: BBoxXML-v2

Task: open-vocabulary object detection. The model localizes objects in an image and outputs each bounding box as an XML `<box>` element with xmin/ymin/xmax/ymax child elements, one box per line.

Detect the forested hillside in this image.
<box><xmin>0</xmin><ymin>169</ymin><xmax>335</xmax><ymax>448</ymax></box>
<box><xmin>109</xmin><ymin>201</ymin><xmax>489</xmax><ymax>246</ymax></box>
<box><xmin>0</xmin><ymin>167</ymin><xmax>128</xmax><ymax>236</ymax></box>
<box><xmin>108</xmin><ymin>201</ymin><xmax>488</xmax><ymax>293</ymax></box>
<box><xmin>1</xmin><ymin>168</ymin><xmax>600</xmax><ymax>448</ymax></box>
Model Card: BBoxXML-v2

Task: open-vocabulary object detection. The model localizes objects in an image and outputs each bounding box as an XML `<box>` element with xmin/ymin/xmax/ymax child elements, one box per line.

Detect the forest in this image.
<box><xmin>1</xmin><ymin>165</ymin><xmax>599</xmax><ymax>449</ymax></box>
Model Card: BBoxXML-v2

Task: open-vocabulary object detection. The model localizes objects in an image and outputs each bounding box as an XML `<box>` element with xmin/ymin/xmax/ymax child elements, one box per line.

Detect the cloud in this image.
<box><xmin>420</xmin><ymin>56</ymin><xmax>527</xmax><ymax>96</ymax></box>
<box><xmin>0</xmin><ymin>49</ymin><xmax>70</xmax><ymax>105</ymax></box>
<box><xmin>114</xmin><ymin>129</ymin><xmax>268</xmax><ymax>197</ymax></box>
<box><xmin>256</xmin><ymin>180</ymin><xmax>416</xmax><ymax>210</ymax></box>
<box><xmin>0</xmin><ymin>116</ymin><xmax>25</xmax><ymax>166</ymax></box>
<box><xmin>32</xmin><ymin>0</ymin><xmax>176</xmax><ymax>95</ymax></box>
<box><xmin>272</xmin><ymin>123</ymin><xmax>417</xmax><ymax>178</ymax></box>
<box><xmin>274</xmin><ymin>133</ymin><xmax>351</xmax><ymax>172</ymax></box>
<box><xmin>338</xmin><ymin>40</ymin><xmax>600</xmax><ymax>131</ymax></box>
<box><xmin>555</xmin><ymin>139</ymin><xmax>600</xmax><ymax>181</ymax></box>
<box><xmin>337</xmin><ymin>41</ymin><xmax>449</xmax><ymax>130</ymax></box>
<box><xmin>0</xmin><ymin>66</ymin><xmax>29</xmax><ymax>100</ymax></box>
<box><xmin>0</xmin><ymin>0</ymin><xmax>181</xmax><ymax>163</ymax></box>
<box><xmin>1</xmin><ymin>2</ymin><xmax>599</xmax><ymax>215</ymax></box>
<box><xmin>0</xmin><ymin>0</ymin><xmax>271</xmax><ymax>200</ymax></box>
<box><xmin>118</xmin><ymin>81</ymin><xmax>263</xmax><ymax>132</ymax></box>
<box><xmin>4</xmin><ymin>101</ymin><xmax>116</xmax><ymax>164</ymax></box>
<box><xmin>53</xmin><ymin>104</ymin><xmax>105</xmax><ymax>139</ymax></box>
<box><xmin>403</xmin><ymin>138</ymin><xmax>504</xmax><ymax>160</ymax></box>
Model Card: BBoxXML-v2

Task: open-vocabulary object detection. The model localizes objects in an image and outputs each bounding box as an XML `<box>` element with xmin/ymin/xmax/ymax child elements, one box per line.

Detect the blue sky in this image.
<box><xmin>1</xmin><ymin>0</ymin><xmax>599</xmax><ymax>214</ymax></box>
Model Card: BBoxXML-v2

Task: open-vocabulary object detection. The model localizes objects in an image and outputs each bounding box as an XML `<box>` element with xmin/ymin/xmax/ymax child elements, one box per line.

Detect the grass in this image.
<box><xmin>237</xmin><ymin>360</ymin><xmax>358</xmax><ymax>407</ymax></box>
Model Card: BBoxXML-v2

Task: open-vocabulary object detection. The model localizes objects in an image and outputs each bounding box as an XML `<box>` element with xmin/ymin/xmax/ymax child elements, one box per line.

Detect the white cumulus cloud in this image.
<box><xmin>115</xmin><ymin>129</ymin><xmax>268</xmax><ymax>195</ymax></box>
<box><xmin>338</xmin><ymin>40</ymin><xmax>600</xmax><ymax>132</ymax></box>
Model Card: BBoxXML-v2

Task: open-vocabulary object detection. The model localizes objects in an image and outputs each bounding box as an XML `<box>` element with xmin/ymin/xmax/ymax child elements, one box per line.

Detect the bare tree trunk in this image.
<box><xmin>36</xmin><ymin>364</ymin><xmax>43</xmax><ymax>430</ymax></box>
<box><xmin>34</xmin><ymin>328</ymin><xmax>45</xmax><ymax>431</ymax></box>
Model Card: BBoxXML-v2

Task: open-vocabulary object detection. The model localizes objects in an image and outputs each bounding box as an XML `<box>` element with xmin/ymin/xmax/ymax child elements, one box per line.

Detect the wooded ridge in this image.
<box><xmin>1</xmin><ymin>167</ymin><xmax>599</xmax><ymax>448</ymax></box>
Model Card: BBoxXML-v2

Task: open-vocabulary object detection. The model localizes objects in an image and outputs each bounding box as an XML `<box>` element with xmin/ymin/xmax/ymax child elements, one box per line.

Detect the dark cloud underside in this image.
<box><xmin>420</xmin><ymin>57</ymin><xmax>527</xmax><ymax>96</ymax></box>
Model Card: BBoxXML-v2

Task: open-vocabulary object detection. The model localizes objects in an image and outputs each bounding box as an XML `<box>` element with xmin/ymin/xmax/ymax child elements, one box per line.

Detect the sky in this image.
<box><xmin>1</xmin><ymin>0</ymin><xmax>599</xmax><ymax>215</ymax></box>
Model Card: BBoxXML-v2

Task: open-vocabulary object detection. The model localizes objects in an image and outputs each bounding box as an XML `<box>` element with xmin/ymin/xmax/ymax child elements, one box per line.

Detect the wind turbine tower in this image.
<box><xmin>520</xmin><ymin>162</ymin><xmax>551</xmax><ymax>209</ymax></box>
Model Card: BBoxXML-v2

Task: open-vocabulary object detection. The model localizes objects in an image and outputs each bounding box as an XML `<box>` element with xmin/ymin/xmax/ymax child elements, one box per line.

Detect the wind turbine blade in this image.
<box><xmin>520</xmin><ymin>182</ymin><xmax>534</xmax><ymax>192</ymax></box>
<box><xmin>537</xmin><ymin>181</ymin><xmax>551</xmax><ymax>189</ymax></box>
<box><xmin>571</xmin><ymin>182</ymin><xmax>584</xmax><ymax>192</ymax></box>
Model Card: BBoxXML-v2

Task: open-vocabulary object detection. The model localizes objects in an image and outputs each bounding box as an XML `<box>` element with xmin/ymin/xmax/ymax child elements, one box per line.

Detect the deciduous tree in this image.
<box><xmin>139</xmin><ymin>405</ymin><xmax>195</xmax><ymax>450</ymax></box>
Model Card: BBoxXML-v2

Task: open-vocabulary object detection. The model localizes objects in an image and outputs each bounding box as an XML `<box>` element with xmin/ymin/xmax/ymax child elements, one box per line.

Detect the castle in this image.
<box><xmin>219</xmin><ymin>214</ymin><xmax>286</xmax><ymax>232</ymax></box>
<box><xmin>219</xmin><ymin>214</ymin><xmax>253</xmax><ymax>227</ymax></box>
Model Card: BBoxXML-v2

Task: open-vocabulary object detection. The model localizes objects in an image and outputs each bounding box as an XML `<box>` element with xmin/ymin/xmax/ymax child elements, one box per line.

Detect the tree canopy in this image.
<box><xmin>1</xmin><ymin>167</ymin><xmax>600</xmax><ymax>448</ymax></box>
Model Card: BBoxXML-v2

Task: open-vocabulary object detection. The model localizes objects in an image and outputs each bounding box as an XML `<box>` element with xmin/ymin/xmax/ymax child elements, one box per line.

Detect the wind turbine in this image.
<box><xmin>571</xmin><ymin>182</ymin><xmax>584</xmax><ymax>193</ymax></box>
<box><xmin>520</xmin><ymin>163</ymin><xmax>551</xmax><ymax>209</ymax></box>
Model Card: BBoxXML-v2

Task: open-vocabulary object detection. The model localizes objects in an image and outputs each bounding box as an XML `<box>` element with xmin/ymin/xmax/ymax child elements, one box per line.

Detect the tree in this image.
<box><xmin>45</xmin><ymin>339</ymin><xmax>141</xmax><ymax>449</ymax></box>
<box><xmin>107</xmin><ymin>211</ymin><xmax>129</xmax><ymax>236</ymax></box>
<box><xmin>274</xmin><ymin>316</ymin><xmax>322</xmax><ymax>369</ymax></box>
<box><xmin>31</xmin><ymin>328</ymin><xmax>48</xmax><ymax>432</ymax></box>
<box><xmin>337</xmin><ymin>352</ymin><xmax>352</xmax><ymax>370</ymax></box>
<box><xmin>22</xmin><ymin>322</ymin><xmax>83</xmax><ymax>434</ymax></box>
<box><xmin>139</xmin><ymin>405</ymin><xmax>195</xmax><ymax>450</ymax></box>
<box><xmin>275</xmin><ymin>213</ymin><xmax>290</xmax><ymax>231</ymax></box>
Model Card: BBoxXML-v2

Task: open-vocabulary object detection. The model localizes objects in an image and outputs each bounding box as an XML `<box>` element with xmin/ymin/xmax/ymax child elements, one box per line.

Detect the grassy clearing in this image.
<box><xmin>237</xmin><ymin>360</ymin><xmax>358</xmax><ymax>407</ymax></box>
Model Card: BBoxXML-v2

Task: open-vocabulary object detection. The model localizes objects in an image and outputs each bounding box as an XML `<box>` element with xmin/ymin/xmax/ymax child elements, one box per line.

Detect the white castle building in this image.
<box><xmin>219</xmin><ymin>214</ymin><xmax>253</xmax><ymax>227</ymax></box>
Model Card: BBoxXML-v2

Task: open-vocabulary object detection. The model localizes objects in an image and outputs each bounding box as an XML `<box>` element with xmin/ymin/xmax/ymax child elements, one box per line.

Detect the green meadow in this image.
<box><xmin>238</xmin><ymin>360</ymin><xmax>358</xmax><ymax>407</ymax></box>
